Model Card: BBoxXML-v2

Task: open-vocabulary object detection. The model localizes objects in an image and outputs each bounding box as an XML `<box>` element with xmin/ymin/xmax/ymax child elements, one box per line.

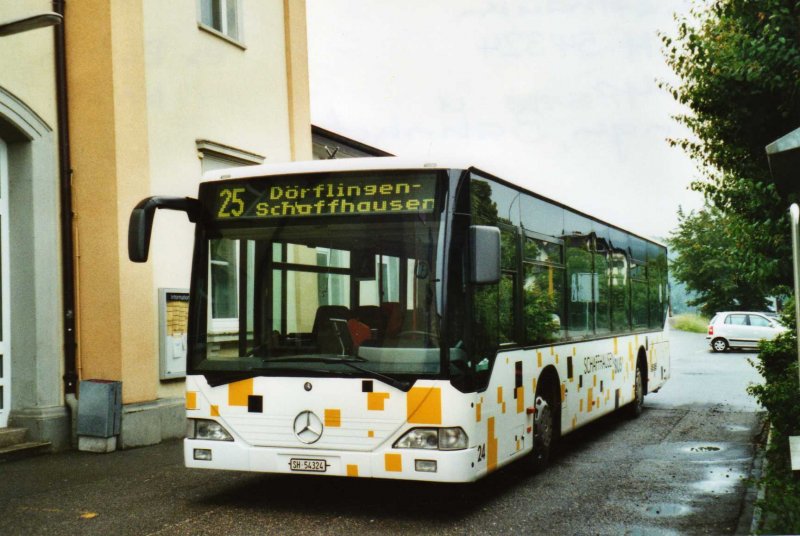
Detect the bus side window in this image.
<box><xmin>566</xmin><ymin>236</ymin><xmax>593</xmax><ymax>338</ymax></box>
<box><xmin>594</xmin><ymin>237</ymin><xmax>611</xmax><ymax>335</ymax></box>
<box><xmin>473</xmin><ymin>284</ymin><xmax>499</xmax><ymax>367</ymax></box>
<box><xmin>499</xmin><ymin>226</ymin><xmax>518</xmax><ymax>344</ymax></box>
<box><xmin>469</xmin><ymin>175</ymin><xmax>520</xmax><ymax>386</ymax></box>
<box><xmin>630</xmin><ymin>236</ymin><xmax>648</xmax><ymax>329</ymax></box>
<box><xmin>610</xmin><ymin>249</ymin><xmax>630</xmax><ymax>331</ymax></box>
<box><xmin>630</xmin><ymin>258</ymin><xmax>648</xmax><ymax>328</ymax></box>
<box><xmin>523</xmin><ymin>236</ymin><xmax>565</xmax><ymax>345</ymax></box>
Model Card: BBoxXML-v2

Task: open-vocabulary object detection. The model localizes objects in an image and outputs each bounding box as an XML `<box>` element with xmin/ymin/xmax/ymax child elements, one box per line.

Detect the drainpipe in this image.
<box><xmin>53</xmin><ymin>0</ymin><xmax>78</xmax><ymax>395</ymax></box>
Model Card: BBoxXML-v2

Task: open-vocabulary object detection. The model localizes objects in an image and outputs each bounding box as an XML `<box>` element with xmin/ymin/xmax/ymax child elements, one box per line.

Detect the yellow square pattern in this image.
<box><xmin>324</xmin><ymin>409</ymin><xmax>341</xmax><ymax>427</ymax></box>
<box><xmin>385</xmin><ymin>453</ymin><xmax>402</xmax><ymax>472</ymax></box>
<box><xmin>228</xmin><ymin>378</ymin><xmax>253</xmax><ymax>407</ymax></box>
<box><xmin>367</xmin><ymin>392</ymin><xmax>390</xmax><ymax>411</ymax></box>
<box><xmin>406</xmin><ymin>387</ymin><xmax>442</xmax><ymax>425</ymax></box>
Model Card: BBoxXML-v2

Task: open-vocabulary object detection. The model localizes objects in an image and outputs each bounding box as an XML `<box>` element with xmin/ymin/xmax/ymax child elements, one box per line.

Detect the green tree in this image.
<box><xmin>668</xmin><ymin>205</ymin><xmax>769</xmax><ymax>316</ymax></box>
<box><xmin>747</xmin><ymin>305</ymin><xmax>800</xmax><ymax>534</ymax></box>
<box><xmin>661</xmin><ymin>0</ymin><xmax>800</xmax><ymax>299</ymax></box>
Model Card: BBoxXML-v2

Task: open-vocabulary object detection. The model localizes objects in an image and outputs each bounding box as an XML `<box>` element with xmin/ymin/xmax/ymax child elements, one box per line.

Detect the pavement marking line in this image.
<box><xmin>16</xmin><ymin>506</ymin><xmax>65</xmax><ymax>514</ymax></box>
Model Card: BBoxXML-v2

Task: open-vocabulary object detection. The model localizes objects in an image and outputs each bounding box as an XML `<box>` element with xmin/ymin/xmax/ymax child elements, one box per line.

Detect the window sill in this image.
<box><xmin>198</xmin><ymin>22</ymin><xmax>246</xmax><ymax>50</ymax></box>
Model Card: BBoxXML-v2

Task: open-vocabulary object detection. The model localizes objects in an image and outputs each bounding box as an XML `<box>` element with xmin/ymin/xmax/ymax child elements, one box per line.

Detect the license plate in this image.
<box><xmin>289</xmin><ymin>458</ymin><xmax>328</xmax><ymax>473</ymax></box>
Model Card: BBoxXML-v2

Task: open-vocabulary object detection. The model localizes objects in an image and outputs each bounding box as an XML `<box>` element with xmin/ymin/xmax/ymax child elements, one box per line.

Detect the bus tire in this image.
<box><xmin>626</xmin><ymin>363</ymin><xmax>645</xmax><ymax>419</ymax></box>
<box><xmin>528</xmin><ymin>381</ymin><xmax>558</xmax><ymax>472</ymax></box>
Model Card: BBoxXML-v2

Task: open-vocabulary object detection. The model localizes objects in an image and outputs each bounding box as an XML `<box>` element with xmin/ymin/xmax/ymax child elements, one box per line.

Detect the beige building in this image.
<box><xmin>0</xmin><ymin>0</ymin><xmax>311</xmax><ymax>451</ymax></box>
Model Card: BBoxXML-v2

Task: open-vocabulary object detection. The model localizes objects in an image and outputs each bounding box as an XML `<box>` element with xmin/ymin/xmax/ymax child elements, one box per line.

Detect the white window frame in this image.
<box><xmin>197</xmin><ymin>0</ymin><xmax>245</xmax><ymax>49</ymax></box>
<box><xmin>208</xmin><ymin>239</ymin><xmax>241</xmax><ymax>334</ymax></box>
<box><xmin>198</xmin><ymin>140</ymin><xmax>263</xmax><ymax>334</ymax></box>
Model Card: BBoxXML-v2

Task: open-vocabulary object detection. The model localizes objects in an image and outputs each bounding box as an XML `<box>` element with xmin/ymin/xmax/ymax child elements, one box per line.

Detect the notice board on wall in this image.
<box><xmin>159</xmin><ymin>288</ymin><xmax>189</xmax><ymax>380</ymax></box>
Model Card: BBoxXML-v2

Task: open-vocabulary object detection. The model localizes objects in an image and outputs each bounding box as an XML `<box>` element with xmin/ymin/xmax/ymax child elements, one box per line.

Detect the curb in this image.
<box><xmin>737</xmin><ymin>417</ymin><xmax>769</xmax><ymax>535</ymax></box>
<box><xmin>749</xmin><ymin>424</ymin><xmax>770</xmax><ymax>535</ymax></box>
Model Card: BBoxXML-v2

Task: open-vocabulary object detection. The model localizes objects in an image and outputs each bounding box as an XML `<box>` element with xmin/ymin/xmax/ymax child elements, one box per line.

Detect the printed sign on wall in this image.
<box><xmin>159</xmin><ymin>289</ymin><xmax>189</xmax><ymax>380</ymax></box>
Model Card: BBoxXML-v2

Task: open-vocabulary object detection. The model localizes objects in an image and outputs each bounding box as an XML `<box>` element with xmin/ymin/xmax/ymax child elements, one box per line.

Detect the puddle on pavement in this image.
<box><xmin>624</xmin><ymin>526</ymin><xmax>682</xmax><ymax>536</ymax></box>
<box><xmin>724</xmin><ymin>424</ymin><xmax>750</xmax><ymax>432</ymax></box>
<box><xmin>681</xmin><ymin>444</ymin><xmax>724</xmax><ymax>454</ymax></box>
<box><xmin>692</xmin><ymin>468</ymin><xmax>746</xmax><ymax>494</ymax></box>
<box><xmin>642</xmin><ymin>503</ymin><xmax>692</xmax><ymax>518</ymax></box>
<box><xmin>689</xmin><ymin>446</ymin><xmax>720</xmax><ymax>452</ymax></box>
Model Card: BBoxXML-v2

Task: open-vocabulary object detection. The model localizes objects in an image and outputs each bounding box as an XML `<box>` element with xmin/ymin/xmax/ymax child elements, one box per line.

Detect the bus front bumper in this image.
<box><xmin>184</xmin><ymin>438</ymin><xmax>481</xmax><ymax>483</ymax></box>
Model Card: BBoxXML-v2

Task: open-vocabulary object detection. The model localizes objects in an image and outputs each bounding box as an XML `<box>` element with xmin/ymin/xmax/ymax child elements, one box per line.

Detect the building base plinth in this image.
<box><xmin>9</xmin><ymin>406</ymin><xmax>70</xmax><ymax>452</ymax></box>
<box><xmin>120</xmin><ymin>397</ymin><xmax>185</xmax><ymax>449</ymax></box>
<box><xmin>78</xmin><ymin>435</ymin><xmax>117</xmax><ymax>453</ymax></box>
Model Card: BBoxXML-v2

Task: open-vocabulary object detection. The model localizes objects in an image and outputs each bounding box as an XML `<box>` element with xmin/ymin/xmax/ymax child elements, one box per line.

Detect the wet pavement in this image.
<box><xmin>0</xmin><ymin>328</ymin><xmax>765</xmax><ymax>535</ymax></box>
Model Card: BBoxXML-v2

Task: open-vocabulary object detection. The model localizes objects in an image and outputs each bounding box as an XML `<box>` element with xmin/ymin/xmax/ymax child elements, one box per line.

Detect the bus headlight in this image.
<box><xmin>438</xmin><ymin>427</ymin><xmax>469</xmax><ymax>450</ymax></box>
<box><xmin>187</xmin><ymin>419</ymin><xmax>234</xmax><ymax>441</ymax></box>
<box><xmin>394</xmin><ymin>427</ymin><xmax>468</xmax><ymax>450</ymax></box>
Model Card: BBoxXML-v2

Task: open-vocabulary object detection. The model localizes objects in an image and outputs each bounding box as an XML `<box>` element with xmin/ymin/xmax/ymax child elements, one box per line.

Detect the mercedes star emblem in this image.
<box><xmin>293</xmin><ymin>410</ymin><xmax>324</xmax><ymax>444</ymax></box>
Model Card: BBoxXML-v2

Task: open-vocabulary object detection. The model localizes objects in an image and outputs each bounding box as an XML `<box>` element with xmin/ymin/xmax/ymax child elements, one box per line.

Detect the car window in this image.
<box><xmin>725</xmin><ymin>314</ymin><xmax>747</xmax><ymax>325</ymax></box>
<box><xmin>748</xmin><ymin>315</ymin><xmax>771</xmax><ymax>327</ymax></box>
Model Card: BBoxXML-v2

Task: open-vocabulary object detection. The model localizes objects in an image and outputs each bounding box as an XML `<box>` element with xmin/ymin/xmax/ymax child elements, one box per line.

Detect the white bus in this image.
<box><xmin>129</xmin><ymin>158</ymin><xmax>669</xmax><ymax>483</ymax></box>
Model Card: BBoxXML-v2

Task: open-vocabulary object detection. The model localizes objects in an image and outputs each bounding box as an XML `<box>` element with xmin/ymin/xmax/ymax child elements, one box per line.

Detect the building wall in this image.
<box><xmin>0</xmin><ymin>1</ymin><xmax>57</xmax><ymax>126</ymax></box>
<box><xmin>67</xmin><ymin>0</ymin><xmax>311</xmax><ymax>445</ymax></box>
<box><xmin>0</xmin><ymin>1</ymin><xmax>68</xmax><ymax>447</ymax></box>
<box><xmin>68</xmin><ymin>0</ymin><xmax>153</xmax><ymax>404</ymax></box>
<box><xmin>144</xmin><ymin>2</ymin><xmax>297</xmax><ymax>393</ymax></box>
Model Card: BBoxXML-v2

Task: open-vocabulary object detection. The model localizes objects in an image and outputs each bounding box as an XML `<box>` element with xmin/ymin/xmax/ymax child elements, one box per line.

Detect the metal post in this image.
<box><xmin>791</xmin><ymin>204</ymin><xmax>800</xmax><ymax>390</ymax></box>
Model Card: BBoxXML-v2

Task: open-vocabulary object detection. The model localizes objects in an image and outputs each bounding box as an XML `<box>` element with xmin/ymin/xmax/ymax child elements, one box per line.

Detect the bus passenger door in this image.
<box><xmin>501</xmin><ymin>356</ymin><xmax>530</xmax><ymax>459</ymax></box>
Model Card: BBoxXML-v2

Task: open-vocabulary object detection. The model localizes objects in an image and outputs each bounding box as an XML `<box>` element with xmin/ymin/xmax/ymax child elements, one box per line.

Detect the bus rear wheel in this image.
<box><xmin>625</xmin><ymin>364</ymin><xmax>644</xmax><ymax>419</ymax></box>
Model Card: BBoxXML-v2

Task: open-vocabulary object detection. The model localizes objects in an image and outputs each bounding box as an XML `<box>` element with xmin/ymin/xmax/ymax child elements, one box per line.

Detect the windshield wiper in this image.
<box><xmin>260</xmin><ymin>355</ymin><xmax>411</xmax><ymax>391</ymax></box>
<box><xmin>262</xmin><ymin>355</ymin><xmax>367</xmax><ymax>363</ymax></box>
<box><xmin>203</xmin><ymin>366</ymin><xmax>339</xmax><ymax>387</ymax></box>
<box><xmin>322</xmin><ymin>356</ymin><xmax>412</xmax><ymax>391</ymax></box>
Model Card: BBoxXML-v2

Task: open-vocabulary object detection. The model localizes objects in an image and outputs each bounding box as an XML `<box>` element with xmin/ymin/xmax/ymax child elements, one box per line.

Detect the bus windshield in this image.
<box><xmin>190</xmin><ymin>175</ymin><xmax>448</xmax><ymax>385</ymax></box>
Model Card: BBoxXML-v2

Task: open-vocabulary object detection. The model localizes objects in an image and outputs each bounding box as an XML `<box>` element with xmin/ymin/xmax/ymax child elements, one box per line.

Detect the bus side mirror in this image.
<box><xmin>128</xmin><ymin>196</ymin><xmax>203</xmax><ymax>262</ymax></box>
<box><xmin>469</xmin><ymin>225</ymin><xmax>501</xmax><ymax>284</ymax></box>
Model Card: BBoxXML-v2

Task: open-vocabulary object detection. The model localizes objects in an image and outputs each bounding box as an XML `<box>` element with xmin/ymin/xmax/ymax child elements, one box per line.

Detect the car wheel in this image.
<box><xmin>711</xmin><ymin>338</ymin><xmax>729</xmax><ymax>353</ymax></box>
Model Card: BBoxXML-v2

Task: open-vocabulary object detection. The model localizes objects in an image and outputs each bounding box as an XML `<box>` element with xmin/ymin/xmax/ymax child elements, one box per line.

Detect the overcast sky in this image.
<box><xmin>306</xmin><ymin>0</ymin><xmax>704</xmax><ymax>239</ymax></box>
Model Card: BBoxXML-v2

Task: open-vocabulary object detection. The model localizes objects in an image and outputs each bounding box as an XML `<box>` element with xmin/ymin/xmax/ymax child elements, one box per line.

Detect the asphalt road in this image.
<box><xmin>0</xmin><ymin>328</ymin><xmax>765</xmax><ymax>535</ymax></box>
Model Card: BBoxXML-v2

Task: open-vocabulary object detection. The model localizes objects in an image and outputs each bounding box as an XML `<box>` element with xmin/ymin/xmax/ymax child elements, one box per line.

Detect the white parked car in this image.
<box><xmin>706</xmin><ymin>311</ymin><xmax>787</xmax><ymax>352</ymax></box>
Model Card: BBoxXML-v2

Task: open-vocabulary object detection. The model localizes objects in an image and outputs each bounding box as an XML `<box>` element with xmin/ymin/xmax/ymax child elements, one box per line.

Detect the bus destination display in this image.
<box><xmin>214</xmin><ymin>174</ymin><xmax>437</xmax><ymax>220</ymax></box>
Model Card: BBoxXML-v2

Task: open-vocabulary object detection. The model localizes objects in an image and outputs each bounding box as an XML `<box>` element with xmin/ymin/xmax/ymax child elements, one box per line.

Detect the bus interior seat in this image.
<box><xmin>312</xmin><ymin>305</ymin><xmax>351</xmax><ymax>354</ymax></box>
<box><xmin>355</xmin><ymin>305</ymin><xmax>384</xmax><ymax>333</ymax></box>
<box><xmin>346</xmin><ymin>318</ymin><xmax>371</xmax><ymax>351</ymax></box>
<box><xmin>380</xmin><ymin>302</ymin><xmax>404</xmax><ymax>338</ymax></box>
